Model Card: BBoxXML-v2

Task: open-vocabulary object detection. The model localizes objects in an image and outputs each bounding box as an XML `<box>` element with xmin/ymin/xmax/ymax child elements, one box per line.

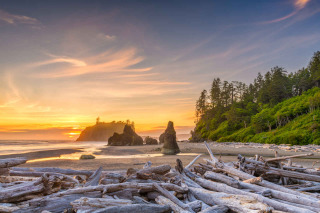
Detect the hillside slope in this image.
<box><xmin>195</xmin><ymin>87</ymin><xmax>320</xmax><ymax>145</ymax></box>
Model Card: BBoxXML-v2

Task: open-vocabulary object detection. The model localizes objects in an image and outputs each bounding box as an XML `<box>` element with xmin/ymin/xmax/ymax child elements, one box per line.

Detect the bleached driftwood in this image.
<box><xmin>0</xmin><ymin>176</ymin><xmax>37</xmax><ymax>183</ymax></box>
<box><xmin>198</xmin><ymin>205</ymin><xmax>228</xmax><ymax>213</ymax></box>
<box><xmin>11</xmin><ymin>167</ymin><xmax>93</xmax><ymax>177</ymax></box>
<box><xmin>0</xmin><ymin>174</ymin><xmax>62</xmax><ymax>202</ymax></box>
<box><xmin>0</xmin><ymin>158</ymin><xmax>27</xmax><ymax>168</ymax></box>
<box><xmin>266</xmin><ymin>153</ymin><xmax>313</xmax><ymax>162</ymax></box>
<box><xmin>8</xmin><ymin>171</ymin><xmax>80</xmax><ymax>185</ymax></box>
<box><xmin>204</xmin><ymin>171</ymin><xmax>240</xmax><ymax>188</ymax></box>
<box><xmin>136</xmin><ymin>164</ymin><xmax>171</xmax><ymax>179</ymax></box>
<box><xmin>85</xmin><ymin>167</ymin><xmax>102</xmax><ymax>186</ymax></box>
<box><xmin>89</xmin><ymin>204</ymin><xmax>171</xmax><ymax>213</ymax></box>
<box><xmin>192</xmin><ymin>174</ymin><xmax>317</xmax><ymax>213</ymax></box>
<box><xmin>185</xmin><ymin>154</ymin><xmax>202</xmax><ymax>169</ymax></box>
<box><xmin>154</xmin><ymin>183</ymin><xmax>194</xmax><ymax>212</ymax></box>
<box><xmin>190</xmin><ymin>187</ymin><xmax>272</xmax><ymax>213</ymax></box>
<box><xmin>0</xmin><ymin>204</ymin><xmax>20</xmax><ymax>213</ymax></box>
<box><xmin>155</xmin><ymin>195</ymin><xmax>189</xmax><ymax>213</ymax></box>
<box><xmin>244</xmin><ymin>163</ymin><xmax>320</xmax><ymax>183</ymax></box>
<box><xmin>15</xmin><ymin>192</ymin><xmax>101</xmax><ymax>213</ymax></box>
<box><xmin>205</xmin><ymin>156</ymin><xmax>319</xmax><ymax>201</ymax></box>
<box><xmin>71</xmin><ymin>197</ymin><xmax>133</xmax><ymax>211</ymax></box>
<box><xmin>201</xmin><ymin>170</ymin><xmax>320</xmax><ymax>212</ymax></box>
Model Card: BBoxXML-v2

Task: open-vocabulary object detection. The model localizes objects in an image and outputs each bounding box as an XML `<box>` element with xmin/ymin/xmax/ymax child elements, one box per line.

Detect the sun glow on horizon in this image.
<box><xmin>1</xmin><ymin>0</ymin><xmax>319</xmax><ymax>140</ymax></box>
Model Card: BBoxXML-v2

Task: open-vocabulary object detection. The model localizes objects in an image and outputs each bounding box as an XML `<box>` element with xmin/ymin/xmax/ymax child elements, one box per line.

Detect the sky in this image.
<box><xmin>0</xmin><ymin>0</ymin><xmax>320</xmax><ymax>140</ymax></box>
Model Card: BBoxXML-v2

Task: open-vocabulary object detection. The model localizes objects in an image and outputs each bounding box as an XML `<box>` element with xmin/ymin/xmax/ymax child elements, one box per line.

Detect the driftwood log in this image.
<box><xmin>1</xmin><ymin>141</ymin><xmax>320</xmax><ymax>213</ymax></box>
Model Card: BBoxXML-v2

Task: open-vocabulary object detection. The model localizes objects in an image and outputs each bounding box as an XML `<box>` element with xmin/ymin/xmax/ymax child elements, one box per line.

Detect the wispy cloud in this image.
<box><xmin>0</xmin><ymin>9</ymin><xmax>41</xmax><ymax>26</ymax></box>
<box><xmin>98</xmin><ymin>33</ymin><xmax>117</xmax><ymax>41</ymax></box>
<box><xmin>33</xmin><ymin>57</ymin><xmax>87</xmax><ymax>67</ymax></box>
<box><xmin>32</xmin><ymin>48</ymin><xmax>152</xmax><ymax>78</ymax></box>
<box><xmin>128</xmin><ymin>81</ymin><xmax>191</xmax><ymax>85</ymax></box>
<box><xmin>261</xmin><ymin>0</ymin><xmax>311</xmax><ymax>24</ymax></box>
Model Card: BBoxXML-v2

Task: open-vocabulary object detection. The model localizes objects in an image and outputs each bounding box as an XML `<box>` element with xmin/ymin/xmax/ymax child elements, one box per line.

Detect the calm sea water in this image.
<box><xmin>0</xmin><ymin>140</ymin><xmax>107</xmax><ymax>155</ymax></box>
<box><xmin>0</xmin><ymin>140</ymin><xmax>198</xmax><ymax>162</ymax></box>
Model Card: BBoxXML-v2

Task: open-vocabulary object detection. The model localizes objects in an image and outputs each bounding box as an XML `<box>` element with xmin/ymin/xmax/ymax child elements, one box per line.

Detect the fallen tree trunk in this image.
<box><xmin>155</xmin><ymin>195</ymin><xmax>189</xmax><ymax>213</ymax></box>
<box><xmin>203</xmin><ymin>171</ymin><xmax>320</xmax><ymax>210</ymax></box>
<box><xmin>266</xmin><ymin>153</ymin><xmax>313</xmax><ymax>162</ymax></box>
<box><xmin>71</xmin><ymin>197</ymin><xmax>133</xmax><ymax>211</ymax></box>
<box><xmin>205</xmin><ymin>158</ymin><xmax>319</xmax><ymax>201</ymax></box>
<box><xmin>11</xmin><ymin>167</ymin><xmax>93</xmax><ymax>177</ymax></box>
<box><xmin>85</xmin><ymin>167</ymin><xmax>102</xmax><ymax>186</ymax></box>
<box><xmin>245</xmin><ymin>163</ymin><xmax>320</xmax><ymax>183</ymax></box>
<box><xmin>0</xmin><ymin>174</ymin><xmax>62</xmax><ymax>202</ymax></box>
<box><xmin>189</xmin><ymin>187</ymin><xmax>272</xmax><ymax>213</ymax></box>
<box><xmin>154</xmin><ymin>183</ymin><xmax>194</xmax><ymax>212</ymax></box>
<box><xmin>90</xmin><ymin>204</ymin><xmax>171</xmax><ymax>213</ymax></box>
<box><xmin>194</xmin><ymin>174</ymin><xmax>316</xmax><ymax>213</ymax></box>
<box><xmin>199</xmin><ymin>205</ymin><xmax>229</xmax><ymax>213</ymax></box>
<box><xmin>0</xmin><ymin>158</ymin><xmax>27</xmax><ymax>168</ymax></box>
<box><xmin>15</xmin><ymin>192</ymin><xmax>101</xmax><ymax>213</ymax></box>
<box><xmin>185</xmin><ymin>155</ymin><xmax>202</xmax><ymax>170</ymax></box>
<box><xmin>204</xmin><ymin>171</ymin><xmax>240</xmax><ymax>188</ymax></box>
<box><xmin>9</xmin><ymin>171</ymin><xmax>79</xmax><ymax>185</ymax></box>
<box><xmin>136</xmin><ymin>165</ymin><xmax>171</xmax><ymax>179</ymax></box>
<box><xmin>0</xmin><ymin>176</ymin><xmax>37</xmax><ymax>183</ymax></box>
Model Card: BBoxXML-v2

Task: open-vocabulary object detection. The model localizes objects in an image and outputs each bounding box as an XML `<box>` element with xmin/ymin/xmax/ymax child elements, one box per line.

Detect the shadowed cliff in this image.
<box><xmin>76</xmin><ymin>119</ymin><xmax>133</xmax><ymax>141</ymax></box>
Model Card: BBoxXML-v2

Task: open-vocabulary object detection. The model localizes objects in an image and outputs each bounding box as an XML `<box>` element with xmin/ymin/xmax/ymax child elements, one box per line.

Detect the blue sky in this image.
<box><xmin>0</xmin><ymin>0</ymin><xmax>320</xmax><ymax>139</ymax></box>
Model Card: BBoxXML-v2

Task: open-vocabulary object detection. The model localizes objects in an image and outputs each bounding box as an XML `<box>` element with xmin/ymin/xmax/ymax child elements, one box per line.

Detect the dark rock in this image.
<box><xmin>159</xmin><ymin>133</ymin><xmax>165</xmax><ymax>144</ymax></box>
<box><xmin>144</xmin><ymin>136</ymin><xmax>158</xmax><ymax>145</ymax></box>
<box><xmin>108</xmin><ymin>125</ymin><xmax>143</xmax><ymax>146</ymax></box>
<box><xmin>79</xmin><ymin>154</ymin><xmax>95</xmax><ymax>160</ymax></box>
<box><xmin>161</xmin><ymin>121</ymin><xmax>180</xmax><ymax>155</ymax></box>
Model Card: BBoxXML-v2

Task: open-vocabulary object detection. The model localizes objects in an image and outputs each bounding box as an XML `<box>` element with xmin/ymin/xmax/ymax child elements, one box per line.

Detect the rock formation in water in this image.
<box><xmin>76</xmin><ymin>118</ymin><xmax>130</xmax><ymax>141</ymax></box>
<box><xmin>108</xmin><ymin>124</ymin><xmax>143</xmax><ymax>146</ymax></box>
<box><xmin>144</xmin><ymin>136</ymin><xmax>158</xmax><ymax>145</ymax></box>
<box><xmin>161</xmin><ymin>121</ymin><xmax>180</xmax><ymax>155</ymax></box>
<box><xmin>159</xmin><ymin>133</ymin><xmax>165</xmax><ymax>144</ymax></box>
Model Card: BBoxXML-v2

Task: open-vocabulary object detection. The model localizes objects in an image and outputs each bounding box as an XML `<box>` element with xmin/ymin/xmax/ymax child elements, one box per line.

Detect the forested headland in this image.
<box><xmin>191</xmin><ymin>51</ymin><xmax>320</xmax><ymax>145</ymax></box>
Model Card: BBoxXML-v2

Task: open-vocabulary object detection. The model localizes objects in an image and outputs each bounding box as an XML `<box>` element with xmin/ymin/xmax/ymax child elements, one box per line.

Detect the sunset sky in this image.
<box><xmin>1</xmin><ymin>0</ymin><xmax>320</xmax><ymax>140</ymax></box>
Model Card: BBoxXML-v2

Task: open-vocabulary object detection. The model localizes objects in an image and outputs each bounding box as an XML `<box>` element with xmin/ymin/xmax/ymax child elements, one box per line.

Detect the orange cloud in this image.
<box><xmin>295</xmin><ymin>0</ymin><xmax>310</xmax><ymax>9</ymax></box>
<box><xmin>32</xmin><ymin>48</ymin><xmax>152</xmax><ymax>78</ymax></box>
<box><xmin>261</xmin><ymin>0</ymin><xmax>311</xmax><ymax>24</ymax></box>
<box><xmin>33</xmin><ymin>57</ymin><xmax>87</xmax><ymax>67</ymax></box>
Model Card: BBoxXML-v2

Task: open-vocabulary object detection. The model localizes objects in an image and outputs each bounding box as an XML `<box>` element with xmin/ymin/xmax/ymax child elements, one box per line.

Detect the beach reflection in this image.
<box><xmin>0</xmin><ymin>140</ymin><xmax>106</xmax><ymax>155</ymax></box>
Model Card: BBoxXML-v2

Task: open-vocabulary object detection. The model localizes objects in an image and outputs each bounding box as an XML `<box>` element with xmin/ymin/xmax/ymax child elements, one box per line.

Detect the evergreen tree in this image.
<box><xmin>309</xmin><ymin>51</ymin><xmax>320</xmax><ymax>87</ymax></box>
<box><xmin>210</xmin><ymin>78</ymin><xmax>221</xmax><ymax>108</ymax></box>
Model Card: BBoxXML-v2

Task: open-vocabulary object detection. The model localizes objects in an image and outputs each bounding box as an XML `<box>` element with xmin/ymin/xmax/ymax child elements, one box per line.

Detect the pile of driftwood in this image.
<box><xmin>1</xmin><ymin>142</ymin><xmax>320</xmax><ymax>213</ymax></box>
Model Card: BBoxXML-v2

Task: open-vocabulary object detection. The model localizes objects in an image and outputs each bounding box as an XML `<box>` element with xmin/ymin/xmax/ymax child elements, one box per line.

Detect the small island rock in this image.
<box><xmin>144</xmin><ymin>136</ymin><xmax>158</xmax><ymax>145</ymax></box>
<box><xmin>76</xmin><ymin>118</ymin><xmax>127</xmax><ymax>141</ymax></box>
<box><xmin>108</xmin><ymin>124</ymin><xmax>143</xmax><ymax>146</ymax></box>
<box><xmin>161</xmin><ymin>121</ymin><xmax>180</xmax><ymax>155</ymax></box>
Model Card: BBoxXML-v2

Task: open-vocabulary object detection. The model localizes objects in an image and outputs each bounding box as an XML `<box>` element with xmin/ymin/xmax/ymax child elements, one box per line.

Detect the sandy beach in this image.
<box><xmin>1</xmin><ymin>141</ymin><xmax>320</xmax><ymax>171</ymax></box>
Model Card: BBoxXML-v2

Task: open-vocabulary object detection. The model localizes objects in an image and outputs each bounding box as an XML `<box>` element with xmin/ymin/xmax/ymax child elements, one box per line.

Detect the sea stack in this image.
<box><xmin>144</xmin><ymin>136</ymin><xmax>158</xmax><ymax>145</ymax></box>
<box><xmin>108</xmin><ymin>124</ymin><xmax>143</xmax><ymax>146</ymax></box>
<box><xmin>161</xmin><ymin>121</ymin><xmax>180</xmax><ymax>155</ymax></box>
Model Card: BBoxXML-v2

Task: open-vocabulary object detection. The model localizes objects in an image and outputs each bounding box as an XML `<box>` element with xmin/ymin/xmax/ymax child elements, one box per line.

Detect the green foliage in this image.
<box><xmin>208</xmin><ymin>121</ymin><xmax>231</xmax><ymax>141</ymax></box>
<box><xmin>191</xmin><ymin>51</ymin><xmax>320</xmax><ymax>145</ymax></box>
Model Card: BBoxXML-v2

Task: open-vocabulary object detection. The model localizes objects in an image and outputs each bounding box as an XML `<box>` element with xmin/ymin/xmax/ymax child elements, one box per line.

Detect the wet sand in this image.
<box><xmin>1</xmin><ymin>142</ymin><xmax>320</xmax><ymax>171</ymax></box>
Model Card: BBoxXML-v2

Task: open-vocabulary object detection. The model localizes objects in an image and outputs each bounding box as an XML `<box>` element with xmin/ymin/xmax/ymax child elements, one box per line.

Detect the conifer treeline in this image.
<box><xmin>193</xmin><ymin>51</ymin><xmax>320</xmax><ymax>143</ymax></box>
